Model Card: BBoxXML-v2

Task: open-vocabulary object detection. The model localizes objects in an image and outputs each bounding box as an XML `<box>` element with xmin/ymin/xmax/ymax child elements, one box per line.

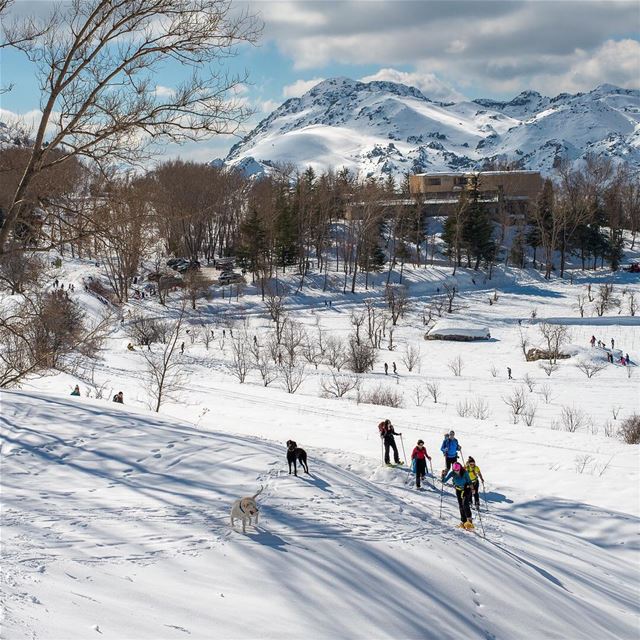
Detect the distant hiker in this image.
<box><xmin>253</xmin><ymin>335</ymin><xmax>258</xmax><ymax>345</ymax></box>
<box><xmin>441</xmin><ymin>462</ymin><xmax>474</xmax><ymax>529</ymax></box>
<box><xmin>54</xmin><ymin>278</ymin><xmax>59</xmax><ymax>288</ymax></box>
<box><xmin>393</xmin><ymin>362</ymin><xmax>397</xmax><ymax>374</ymax></box>
<box><xmin>466</xmin><ymin>457</ymin><xmax>485</xmax><ymax>510</ymax></box>
<box><xmin>440</xmin><ymin>431</ymin><xmax>461</xmax><ymax>472</ymax></box>
<box><xmin>71</xmin><ymin>385</ymin><xmax>80</xmax><ymax>396</ymax></box>
<box><xmin>611</xmin><ymin>338</ymin><xmax>615</xmax><ymax>349</ymax></box>
<box><xmin>60</xmin><ymin>283</ymin><xmax>64</xmax><ymax>290</ymax></box>
<box><xmin>620</xmin><ymin>355</ymin><xmax>627</xmax><ymax>366</ymax></box>
<box><xmin>113</xmin><ymin>391</ymin><xmax>124</xmax><ymax>404</ymax></box>
<box><xmin>181</xmin><ymin>341</ymin><xmax>185</xmax><ymax>355</ymax></box>
<box><xmin>507</xmin><ymin>366</ymin><xmax>512</xmax><ymax>379</ymax></box>
<box><xmin>329</xmin><ymin>300</ymin><xmax>332</xmax><ymax>307</ymax></box>
<box><xmin>411</xmin><ymin>439</ymin><xmax>432</xmax><ymax>489</ymax></box>
<box><xmin>590</xmin><ymin>335</ymin><xmax>596</xmax><ymax>347</ymax></box>
<box><xmin>384</xmin><ymin>362</ymin><xmax>388</xmax><ymax>375</ymax></box>
<box><xmin>223</xmin><ymin>329</ymin><xmax>226</xmax><ymax>338</ymax></box>
<box><xmin>597</xmin><ymin>340</ymin><xmax>602</xmax><ymax>348</ymax></box>
<box><xmin>378</xmin><ymin>419</ymin><xmax>402</xmax><ymax>465</ymax></box>
<box><xmin>626</xmin><ymin>353</ymin><xmax>631</xmax><ymax>365</ymax></box>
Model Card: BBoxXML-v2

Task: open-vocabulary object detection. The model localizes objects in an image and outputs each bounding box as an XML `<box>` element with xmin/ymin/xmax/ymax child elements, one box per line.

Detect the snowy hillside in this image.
<box><xmin>3</xmin><ymin>389</ymin><xmax>639</xmax><ymax>640</ymax></box>
<box><xmin>223</xmin><ymin>78</ymin><xmax>640</xmax><ymax>179</ymax></box>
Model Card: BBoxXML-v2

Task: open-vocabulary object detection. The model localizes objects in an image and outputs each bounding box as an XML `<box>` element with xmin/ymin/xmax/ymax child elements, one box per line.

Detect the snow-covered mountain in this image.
<box><xmin>223</xmin><ymin>77</ymin><xmax>640</xmax><ymax>179</ymax></box>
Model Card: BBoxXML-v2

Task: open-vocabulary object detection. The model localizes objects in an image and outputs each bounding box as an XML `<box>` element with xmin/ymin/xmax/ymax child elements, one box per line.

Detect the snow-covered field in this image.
<box><xmin>2</xmin><ymin>257</ymin><xmax>640</xmax><ymax>639</ymax></box>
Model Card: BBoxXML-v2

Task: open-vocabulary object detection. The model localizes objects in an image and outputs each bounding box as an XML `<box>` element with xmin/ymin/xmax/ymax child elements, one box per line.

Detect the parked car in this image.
<box><xmin>217</xmin><ymin>272</ymin><xmax>245</xmax><ymax>285</ymax></box>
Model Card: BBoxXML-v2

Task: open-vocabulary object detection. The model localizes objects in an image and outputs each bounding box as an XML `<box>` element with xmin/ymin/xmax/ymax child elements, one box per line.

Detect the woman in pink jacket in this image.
<box><xmin>411</xmin><ymin>439</ymin><xmax>432</xmax><ymax>489</ymax></box>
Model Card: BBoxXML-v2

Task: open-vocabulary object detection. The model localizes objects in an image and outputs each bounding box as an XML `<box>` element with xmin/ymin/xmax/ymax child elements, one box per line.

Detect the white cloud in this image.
<box><xmin>282</xmin><ymin>77</ymin><xmax>325</xmax><ymax>98</ymax></box>
<box><xmin>154</xmin><ymin>85</ymin><xmax>175</xmax><ymax>98</ymax></box>
<box><xmin>259</xmin><ymin>99</ymin><xmax>281</xmax><ymax>113</ymax></box>
<box><xmin>360</xmin><ymin>69</ymin><xmax>467</xmax><ymax>102</ymax></box>
<box><xmin>261</xmin><ymin>2</ymin><xmax>327</xmax><ymax>27</ymax></box>
<box><xmin>263</xmin><ymin>1</ymin><xmax>640</xmax><ymax>98</ymax></box>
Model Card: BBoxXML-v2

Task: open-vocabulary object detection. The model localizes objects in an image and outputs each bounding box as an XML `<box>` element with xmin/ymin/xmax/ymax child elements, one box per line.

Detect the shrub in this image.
<box><xmin>358</xmin><ymin>384</ymin><xmax>403</xmax><ymax>408</ymax></box>
<box><xmin>618</xmin><ymin>414</ymin><xmax>640</xmax><ymax>444</ymax></box>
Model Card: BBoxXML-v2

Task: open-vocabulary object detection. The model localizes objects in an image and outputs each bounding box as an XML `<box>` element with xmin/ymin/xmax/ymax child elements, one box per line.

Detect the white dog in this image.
<box><xmin>230</xmin><ymin>486</ymin><xmax>263</xmax><ymax>533</ymax></box>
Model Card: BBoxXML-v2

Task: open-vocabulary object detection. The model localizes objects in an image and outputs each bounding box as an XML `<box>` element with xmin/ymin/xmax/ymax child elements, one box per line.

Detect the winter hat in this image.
<box><xmin>452</xmin><ymin>462</ymin><xmax>462</xmax><ymax>472</ymax></box>
<box><xmin>417</xmin><ymin>440</ymin><xmax>424</xmax><ymax>445</ymax></box>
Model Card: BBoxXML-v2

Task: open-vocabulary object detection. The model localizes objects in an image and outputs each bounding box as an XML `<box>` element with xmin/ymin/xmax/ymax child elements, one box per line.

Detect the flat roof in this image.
<box><xmin>413</xmin><ymin>170</ymin><xmax>540</xmax><ymax>177</ymax></box>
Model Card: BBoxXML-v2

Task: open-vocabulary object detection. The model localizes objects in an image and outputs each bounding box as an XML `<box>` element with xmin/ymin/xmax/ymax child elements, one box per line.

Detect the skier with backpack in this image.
<box><xmin>378</xmin><ymin>419</ymin><xmax>403</xmax><ymax>466</ymax></box>
<box><xmin>441</xmin><ymin>462</ymin><xmax>474</xmax><ymax>530</ymax></box>
<box><xmin>466</xmin><ymin>456</ymin><xmax>485</xmax><ymax>510</ymax></box>
<box><xmin>440</xmin><ymin>430</ymin><xmax>461</xmax><ymax>473</ymax></box>
<box><xmin>411</xmin><ymin>439</ymin><xmax>432</xmax><ymax>489</ymax></box>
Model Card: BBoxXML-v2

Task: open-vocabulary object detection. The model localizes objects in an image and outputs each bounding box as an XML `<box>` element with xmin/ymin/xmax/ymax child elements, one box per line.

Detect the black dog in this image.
<box><xmin>286</xmin><ymin>440</ymin><xmax>309</xmax><ymax>476</ymax></box>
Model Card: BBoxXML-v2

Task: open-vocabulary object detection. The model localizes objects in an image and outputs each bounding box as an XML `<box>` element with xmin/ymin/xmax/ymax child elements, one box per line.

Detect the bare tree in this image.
<box><xmin>400</xmin><ymin>344</ymin><xmax>421</xmax><ymax>372</ymax></box>
<box><xmin>502</xmin><ymin>387</ymin><xmax>527</xmax><ymax>422</ymax></box>
<box><xmin>539</xmin><ymin>361</ymin><xmax>558</xmax><ymax>377</ymax></box>
<box><xmin>560</xmin><ymin>406</ymin><xmax>587</xmax><ymax>432</ymax></box>
<box><xmin>254</xmin><ymin>350</ymin><xmax>277</xmax><ymax>387</ymax></box>
<box><xmin>0</xmin><ymin>0</ymin><xmax>260</xmax><ymax>254</ymax></box>
<box><xmin>575</xmin><ymin>361</ymin><xmax>607</xmax><ymax>378</ymax></box>
<box><xmin>574</xmin><ymin>294</ymin><xmax>587</xmax><ymax>318</ymax></box>
<box><xmin>443</xmin><ymin>283</ymin><xmax>457</xmax><ymax>314</ymax></box>
<box><xmin>425</xmin><ymin>380</ymin><xmax>441</xmax><ymax>403</ymax></box>
<box><xmin>0</xmin><ymin>247</ymin><xmax>47</xmax><ymax>294</ymax></box>
<box><xmin>627</xmin><ymin>292</ymin><xmax>637</xmax><ymax>317</ymax></box>
<box><xmin>448</xmin><ymin>355</ymin><xmax>464</xmax><ymax>376</ymax></box>
<box><xmin>538</xmin><ymin>322</ymin><xmax>570</xmax><ymax>364</ymax></box>
<box><xmin>320</xmin><ymin>371</ymin><xmax>359</xmax><ymax>398</ymax></box>
<box><xmin>522</xmin><ymin>373</ymin><xmax>536</xmax><ymax>392</ymax></box>
<box><xmin>522</xmin><ymin>402</ymin><xmax>537</xmax><ymax>427</ymax></box>
<box><xmin>324</xmin><ymin>335</ymin><xmax>348</xmax><ymax>371</ymax></box>
<box><xmin>139</xmin><ymin>307</ymin><xmax>186</xmax><ymax>412</ymax></box>
<box><xmin>346</xmin><ymin>336</ymin><xmax>376</xmax><ymax>373</ymax></box>
<box><xmin>385</xmin><ymin>284</ymin><xmax>409</xmax><ymax>326</ymax></box>
<box><xmin>264</xmin><ymin>287</ymin><xmax>287</xmax><ymax>343</ymax></box>
<box><xmin>0</xmin><ymin>291</ymin><xmax>108</xmax><ymax>387</ymax></box>
<box><xmin>280</xmin><ymin>319</ymin><xmax>307</xmax><ymax>365</ymax></box>
<box><xmin>594</xmin><ymin>284</ymin><xmax>617</xmax><ymax>317</ymax></box>
<box><xmin>229</xmin><ymin>330</ymin><xmax>252</xmax><ymax>383</ymax></box>
<box><xmin>278</xmin><ymin>360</ymin><xmax>307</xmax><ymax>394</ymax></box>
<box><xmin>539</xmin><ymin>383</ymin><xmax>553</xmax><ymax>404</ymax></box>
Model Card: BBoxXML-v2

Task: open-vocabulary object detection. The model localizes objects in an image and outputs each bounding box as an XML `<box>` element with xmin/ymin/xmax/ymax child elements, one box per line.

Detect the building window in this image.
<box><xmin>454</xmin><ymin>177</ymin><xmax>467</xmax><ymax>186</ymax></box>
<box><xmin>427</xmin><ymin>178</ymin><xmax>441</xmax><ymax>186</ymax></box>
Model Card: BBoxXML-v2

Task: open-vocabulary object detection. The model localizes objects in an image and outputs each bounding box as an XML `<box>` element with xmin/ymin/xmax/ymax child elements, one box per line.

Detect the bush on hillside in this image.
<box><xmin>618</xmin><ymin>415</ymin><xmax>640</xmax><ymax>444</ymax></box>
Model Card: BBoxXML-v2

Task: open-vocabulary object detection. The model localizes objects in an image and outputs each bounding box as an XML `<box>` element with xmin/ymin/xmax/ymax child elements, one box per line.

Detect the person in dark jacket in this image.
<box><xmin>442</xmin><ymin>462</ymin><xmax>474</xmax><ymax>529</ymax></box>
<box><xmin>440</xmin><ymin>431</ymin><xmax>461</xmax><ymax>473</ymax></box>
<box><xmin>71</xmin><ymin>385</ymin><xmax>80</xmax><ymax>396</ymax></box>
<box><xmin>113</xmin><ymin>391</ymin><xmax>124</xmax><ymax>404</ymax></box>
<box><xmin>411</xmin><ymin>439</ymin><xmax>432</xmax><ymax>489</ymax></box>
<box><xmin>379</xmin><ymin>419</ymin><xmax>402</xmax><ymax>465</ymax></box>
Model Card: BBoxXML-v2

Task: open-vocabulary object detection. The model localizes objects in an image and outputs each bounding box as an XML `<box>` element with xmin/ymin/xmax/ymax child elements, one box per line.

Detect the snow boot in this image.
<box><xmin>463</xmin><ymin>521</ymin><xmax>475</xmax><ymax>530</ymax></box>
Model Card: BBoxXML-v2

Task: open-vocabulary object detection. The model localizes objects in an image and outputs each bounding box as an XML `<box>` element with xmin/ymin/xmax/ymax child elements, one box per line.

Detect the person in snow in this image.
<box><xmin>611</xmin><ymin>338</ymin><xmax>615</xmax><ymax>349</ymax></box>
<box><xmin>590</xmin><ymin>335</ymin><xmax>596</xmax><ymax>347</ymax></box>
<box><xmin>411</xmin><ymin>439</ymin><xmax>432</xmax><ymax>489</ymax></box>
<box><xmin>71</xmin><ymin>385</ymin><xmax>80</xmax><ymax>396</ymax></box>
<box><xmin>379</xmin><ymin>419</ymin><xmax>402</xmax><ymax>465</ymax></box>
<box><xmin>441</xmin><ymin>430</ymin><xmax>461</xmax><ymax>472</ymax></box>
<box><xmin>392</xmin><ymin>362</ymin><xmax>397</xmax><ymax>374</ymax></box>
<box><xmin>507</xmin><ymin>366</ymin><xmax>512</xmax><ymax>379</ymax></box>
<box><xmin>113</xmin><ymin>391</ymin><xmax>124</xmax><ymax>404</ymax></box>
<box><xmin>466</xmin><ymin>456</ymin><xmax>485</xmax><ymax>510</ymax></box>
<box><xmin>441</xmin><ymin>462</ymin><xmax>474</xmax><ymax>529</ymax></box>
<box><xmin>384</xmin><ymin>362</ymin><xmax>388</xmax><ymax>375</ymax></box>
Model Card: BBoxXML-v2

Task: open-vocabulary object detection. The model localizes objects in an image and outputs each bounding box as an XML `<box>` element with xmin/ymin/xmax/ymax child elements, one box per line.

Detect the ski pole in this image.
<box><xmin>380</xmin><ymin>437</ymin><xmax>384</xmax><ymax>465</ymax></box>
<box><xmin>429</xmin><ymin>458</ymin><xmax>435</xmax><ymax>490</ymax></box>
<box><xmin>399</xmin><ymin>434</ymin><xmax>407</xmax><ymax>466</ymax></box>
<box><xmin>482</xmin><ymin>481</ymin><xmax>489</xmax><ymax>513</ymax></box>
<box><xmin>476</xmin><ymin>502</ymin><xmax>486</xmax><ymax>539</ymax></box>
<box><xmin>439</xmin><ymin>479</ymin><xmax>444</xmax><ymax>519</ymax></box>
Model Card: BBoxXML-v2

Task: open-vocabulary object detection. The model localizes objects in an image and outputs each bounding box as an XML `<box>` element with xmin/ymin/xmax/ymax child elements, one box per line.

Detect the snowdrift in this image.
<box><xmin>2</xmin><ymin>390</ymin><xmax>639</xmax><ymax>640</ymax></box>
<box><xmin>426</xmin><ymin>319</ymin><xmax>491</xmax><ymax>341</ymax></box>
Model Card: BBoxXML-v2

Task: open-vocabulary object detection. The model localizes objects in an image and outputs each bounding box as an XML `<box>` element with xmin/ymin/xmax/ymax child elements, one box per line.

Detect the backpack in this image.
<box><xmin>378</xmin><ymin>421</ymin><xmax>388</xmax><ymax>437</ymax></box>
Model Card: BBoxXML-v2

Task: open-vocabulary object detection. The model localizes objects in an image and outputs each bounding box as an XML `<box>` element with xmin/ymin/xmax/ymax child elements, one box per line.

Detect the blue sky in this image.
<box><xmin>1</xmin><ymin>0</ymin><xmax>639</xmax><ymax>162</ymax></box>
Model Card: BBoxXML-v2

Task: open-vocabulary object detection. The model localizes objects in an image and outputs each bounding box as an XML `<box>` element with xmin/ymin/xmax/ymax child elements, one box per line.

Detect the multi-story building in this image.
<box><xmin>409</xmin><ymin>170</ymin><xmax>543</xmax><ymax>217</ymax></box>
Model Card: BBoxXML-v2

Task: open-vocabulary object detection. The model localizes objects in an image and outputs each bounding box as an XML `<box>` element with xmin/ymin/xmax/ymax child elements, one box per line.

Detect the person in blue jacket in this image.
<box><xmin>440</xmin><ymin>430</ymin><xmax>461</xmax><ymax>473</ymax></box>
<box><xmin>441</xmin><ymin>462</ymin><xmax>474</xmax><ymax>529</ymax></box>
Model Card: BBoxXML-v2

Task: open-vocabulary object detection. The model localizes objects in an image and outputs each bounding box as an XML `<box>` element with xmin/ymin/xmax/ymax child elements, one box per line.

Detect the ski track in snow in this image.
<box><xmin>2</xmin><ymin>390</ymin><xmax>638</xmax><ymax>640</ymax></box>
